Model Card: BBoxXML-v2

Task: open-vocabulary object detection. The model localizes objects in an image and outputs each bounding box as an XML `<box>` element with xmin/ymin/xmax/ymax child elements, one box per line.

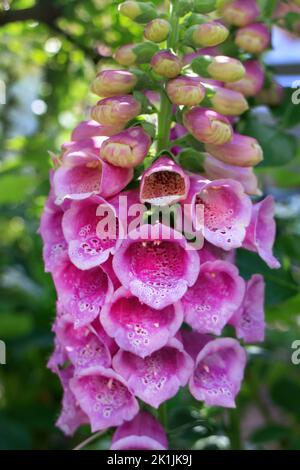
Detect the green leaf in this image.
<box><xmin>178</xmin><ymin>148</ymin><xmax>205</xmax><ymax>173</ymax></box>
<box><xmin>251</xmin><ymin>424</ymin><xmax>290</xmax><ymax>444</ymax></box>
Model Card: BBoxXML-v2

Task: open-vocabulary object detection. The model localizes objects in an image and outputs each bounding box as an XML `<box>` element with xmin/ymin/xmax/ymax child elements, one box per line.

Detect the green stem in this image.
<box><xmin>159</xmin><ymin>402</ymin><xmax>168</xmax><ymax>430</ymax></box>
<box><xmin>156</xmin><ymin>2</ymin><xmax>180</xmax><ymax>153</ymax></box>
<box><xmin>228</xmin><ymin>409</ymin><xmax>242</xmax><ymax>450</ymax></box>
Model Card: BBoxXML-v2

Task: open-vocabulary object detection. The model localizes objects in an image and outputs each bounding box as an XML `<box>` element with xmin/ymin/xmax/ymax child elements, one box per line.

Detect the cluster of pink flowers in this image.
<box><xmin>40</xmin><ymin>0</ymin><xmax>281</xmax><ymax>449</ymax></box>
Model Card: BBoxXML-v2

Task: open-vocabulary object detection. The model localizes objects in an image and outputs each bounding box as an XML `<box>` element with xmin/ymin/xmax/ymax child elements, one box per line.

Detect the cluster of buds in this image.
<box><xmin>41</xmin><ymin>0</ymin><xmax>281</xmax><ymax>449</ymax></box>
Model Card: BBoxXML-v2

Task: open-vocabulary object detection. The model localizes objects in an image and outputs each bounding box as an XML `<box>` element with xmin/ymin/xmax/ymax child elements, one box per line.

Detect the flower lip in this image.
<box><xmin>140</xmin><ymin>156</ymin><xmax>190</xmax><ymax>206</ymax></box>
<box><xmin>188</xmin><ymin>335</ymin><xmax>247</xmax><ymax>408</ymax></box>
<box><xmin>112</xmin><ymin>337</ymin><xmax>194</xmax><ymax>408</ymax></box>
<box><xmin>112</xmin><ymin>223</ymin><xmax>200</xmax><ymax>310</ymax></box>
<box><xmin>70</xmin><ymin>366</ymin><xmax>139</xmax><ymax>432</ymax></box>
<box><xmin>185</xmin><ymin>176</ymin><xmax>252</xmax><ymax>250</ymax></box>
<box><xmin>182</xmin><ymin>259</ymin><xmax>245</xmax><ymax>335</ymax></box>
<box><xmin>101</xmin><ymin>286</ymin><xmax>184</xmax><ymax>358</ymax></box>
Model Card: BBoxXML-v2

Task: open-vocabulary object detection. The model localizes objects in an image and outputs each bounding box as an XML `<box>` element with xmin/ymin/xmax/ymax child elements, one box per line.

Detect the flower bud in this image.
<box><xmin>114</xmin><ymin>44</ymin><xmax>136</xmax><ymax>66</ymax></box>
<box><xmin>144</xmin><ymin>19</ymin><xmax>170</xmax><ymax>42</ymax></box>
<box><xmin>91</xmin><ymin>70</ymin><xmax>137</xmax><ymax>98</ymax></box>
<box><xmin>91</xmin><ymin>95</ymin><xmax>141</xmax><ymax>127</ymax></box>
<box><xmin>235</xmin><ymin>23</ymin><xmax>270</xmax><ymax>54</ymax></box>
<box><xmin>205</xmin><ymin>133</ymin><xmax>263</xmax><ymax>167</ymax></box>
<box><xmin>183</xmin><ymin>107</ymin><xmax>233</xmax><ymax>145</ymax></box>
<box><xmin>193</xmin><ymin>0</ymin><xmax>218</xmax><ymax>14</ymax></box>
<box><xmin>100</xmin><ymin>126</ymin><xmax>152</xmax><ymax>168</ymax></box>
<box><xmin>119</xmin><ymin>1</ymin><xmax>156</xmax><ymax>23</ymax></box>
<box><xmin>226</xmin><ymin>60</ymin><xmax>264</xmax><ymax>97</ymax></box>
<box><xmin>151</xmin><ymin>50</ymin><xmax>182</xmax><ymax>78</ymax></box>
<box><xmin>256</xmin><ymin>81</ymin><xmax>284</xmax><ymax>107</ymax></box>
<box><xmin>184</xmin><ymin>21</ymin><xmax>229</xmax><ymax>47</ymax></box>
<box><xmin>192</xmin><ymin>55</ymin><xmax>245</xmax><ymax>83</ymax></box>
<box><xmin>203</xmin><ymin>85</ymin><xmax>249</xmax><ymax>116</ymax></box>
<box><xmin>166</xmin><ymin>76</ymin><xmax>206</xmax><ymax>106</ymax></box>
<box><xmin>222</xmin><ymin>0</ymin><xmax>260</xmax><ymax>27</ymax></box>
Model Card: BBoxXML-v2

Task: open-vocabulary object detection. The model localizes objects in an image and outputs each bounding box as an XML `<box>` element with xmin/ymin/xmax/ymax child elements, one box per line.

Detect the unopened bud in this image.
<box><xmin>183</xmin><ymin>107</ymin><xmax>233</xmax><ymax>145</ymax></box>
<box><xmin>222</xmin><ymin>0</ymin><xmax>260</xmax><ymax>27</ymax></box>
<box><xmin>203</xmin><ymin>85</ymin><xmax>249</xmax><ymax>116</ymax></box>
<box><xmin>192</xmin><ymin>55</ymin><xmax>245</xmax><ymax>82</ymax></box>
<box><xmin>119</xmin><ymin>1</ymin><xmax>156</xmax><ymax>23</ymax></box>
<box><xmin>114</xmin><ymin>44</ymin><xmax>136</xmax><ymax>66</ymax></box>
<box><xmin>185</xmin><ymin>21</ymin><xmax>229</xmax><ymax>47</ymax></box>
<box><xmin>226</xmin><ymin>60</ymin><xmax>264</xmax><ymax>97</ymax></box>
<box><xmin>91</xmin><ymin>95</ymin><xmax>141</xmax><ymax>127</ymax></box>
<box><xmin>151</xmin><ymin>50</ymin><xmax>182</xmax><ymax>78</ymax></box>
<box><xmin>144</xmin><ymin>19</ymin><xmax>170</xmax><ymax>42</ymax></box>
<box><xmin>100</xmin><ymin>126</ymin><xmax>151</xmax><ymax>168</ymax></box>
<box><xmin>205</xmin><ymin>133</ymin><xmax>263</xmax><ymax>167</ymax></box>
<box><xmin>256</xmin><ymin>81</ymin><xmax>284</xmax><ymax>107</ymax></box>
<box><xmin>91</xmin><ymin>70</ymin><xmax>137</xmax><ymax>98</ymax></box>
<box><xmin>166</xmin><ymin>76</ymin><xmax>206</xmax><ymax>106</ymax></box>
<box><xmin>235</xmin><ymin>23</ymin><xmax>270</xmax><ymax>54</ymax></box>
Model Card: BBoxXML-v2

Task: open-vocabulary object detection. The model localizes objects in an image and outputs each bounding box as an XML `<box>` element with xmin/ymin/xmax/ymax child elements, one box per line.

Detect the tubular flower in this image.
<box><xmin>184</xmin><ymin>332</ymin><xmax>247</xmax><ymax>408</ymax></box>
<box><xmin>101</xmin><ymin>287</ymin><xmax>183</xmax><ymax>358</ymax></box>
<box><xmin>113</xmin><ymin>223</ymin><xmax>200</xmax><ymax>309</ymax></box>
<box><xmin>204</xmin><ymin>153</ymin><xmax>261</xmax><ymax>195</ymax></box>
<box><xmin>226</xmin><ymin>60</ymin><xmax>265</xmax><ymax>97</ymax></box>
<box><xmin>166</xmin><ymin>76</ymin><xmax>206</xmax><ymax>107</ymax></box>
<box><xmin>140</xmin><ymin>156</ymin><xmax>190</xmax><ymax>206</ymax></box>
<box><xmin>182</xmin><ymin>260</ymin><xmax>245</xmax><ymax>335</ymax></box>
<box><xmin>111</xmin><ymin>411</ymin><xmax>168</xmax><ymax>450</ymax></box>
<box><xmin>243</xmin><ymin>196</ymin><xmax>280</xmax><ymax>269</ymax></box>
<box><xmin>91</xmin><ymin>70</ymin><xmax>138</xmax><ymax>98</ymax></box>
<box><xmin>204</xmin><ymin>85</ymin><xmax>249</xmax><ymax>116</ymax></box>
<box><xmin>70</xmin><ymin>366</ymin><xmax>139</xmax><ymax>432</ymax></box>
<box><xmin>205</xmin><ymin>132</ymin><xmax>263</xmax><ymax>167</ymax></box>
<box><xmin>113</xmin><ymin>338</ymin><xmax>194</xmax><ymax>408</ymax></box>
<box><xmin>71</xmin><ymin>120</ymin><xmax>119</xmax><ymax>140</ymax></box>
<box><xmin>230</xmin><ymin>274</ymin><xmax>266</xmax><ymax>343</ymax></box>
<box><xmin>184</xmin><ymin>175</ymin><xmax>252</xmax><ymax>250</ymax></box>
<box><xmin>91</xmin><ymin>95</ymin><xmax>141</xmax><ymax>127</ymax></box>
<box><xmin>235</xmin><ymin>23</ymin><xmax>271</xmax><ymax>54</ymax></box>
<box><xmin>100</xmin><ymin>126</ymin><xmax>152</xmax><ymax>168</ymax></box>
<box><xmin>183</xmin><ymin>107</ymin><xmax>233</xmax><ymax>145</ymax></box>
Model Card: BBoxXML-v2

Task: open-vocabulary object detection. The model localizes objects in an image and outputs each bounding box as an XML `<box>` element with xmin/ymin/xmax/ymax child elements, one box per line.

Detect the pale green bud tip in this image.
<box><xmin>91</xmin><ymin>70</ymin><xmax>137</xmax><ymax>98</ymax></box>
<box><xmin>151</xmin><ymin>50</ymin><xmax>182</xmax><ymax>79</ymax></box>
<box><xmin>144</xmin><ymin>19</ymin><xmax>170</xmax><ymax>43</ymax></box>
<box><xmin>119</xmin><ymin>1</ymin><xmax>141</xmax><ymax>20</ymax></box>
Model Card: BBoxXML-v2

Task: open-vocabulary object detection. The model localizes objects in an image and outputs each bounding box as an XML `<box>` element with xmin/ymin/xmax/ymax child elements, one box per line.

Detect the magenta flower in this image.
<box><xmin>204</xmin><ymin>154</ymin><xmax>261</xmax><ymax>195</ymax></box>
<box><xmin>230</xmin><ymin>274</ymin><xmax>265</xmax><ymax>343</ymax></box>
<box><xmin>226</xmin><ymin>60</ymin><xmax>265</xmax><ymax>97</ymax></box>
<box><xmin>70</xmin><ymin>366</ymin><xmax>139</xmax><ymax>432</ymax></box>
<box><xmin>62</xmin><ymin>195</ymin><xmax>119</xmax><ymax>270</ymax></box>
<box><xmin>53</xmin><ymin>259</ymin><xmax>114</xmax><ymax>329</ymax></box>
<box><xmin>243</xmin><ymin>196</ymin><xmax>280</xmax><ymax>269</ymax></box>
<box><xmin>53</xmin><ymin>316</ymin><xmax>112</xmax><ymax>373</ymax></box>
<box><xmin>235</xmin><ymin>23</ymin><xmax>271</xmax><ymax>54</ymax></box>
<box><xmin>113</xmin><ymin>338</ymin><xmax>194</xmax><ymax>408</ymax></box>
<box><xmin>39</xmin><ymin>187</ymin><xmax>68</xmax><ymax>272</ymax></box>
<box><xmin>113</xmin><ymin>223</ymin><xmax>200</xmax><ymax>309</ymax></box>
<box><xmin>184</xmin><ymin>332</ymin><xmax>247</xmax><ymax>408</ymax></box>
<box><xmin>53</xmin><ymin>137</ymin><xmax>133</xmax><ymax>203</ymax></box>
<box><xmin>182</xmin><ymin>260</ymin><xmax>245</xmax><ymax>335</ymax></box>
<box><xmin>56</xmin><ymin>366</ymin><xmax>88</xmax><ymax>436</ymax></box>
<box><xmin>140</xmin><ymin>156</ymin><xmax>190</xmax><ymax>206</ymax></box>
<box><xmin>184</xmin><ymin>175</ymin><xmax>252</xmax><ymax>250</ymax></box>
<box><xmin>205</xmin><ymin>132</ymin><xmax>263</xmax><ymax>167</ymax></box>
<box><xmin>222</xmin><ymin>0</ymin><xmax>260</xmax><ymax>27</ymax></box>
<box><xmin>91</xmin><ymin>95</ymin><xmax>141</xmax><ymax>127</ymax></box>
<box><xmin>183</xmin><ymin>107</ymin><xmax>233</xmax><ymax>145</ymax></box>
<box><xmin>100</xmin><ymin>126</ymin><xmax>152</xmax><ymax>168</ymax></box>
<box><xmin>101</xmin><ymin>286</ymin><xmax>183</xmax><ymax>358</ymax></box>
<box><xmin>71</xmin><ymin>120</ymin><xmax>118</xmax><ymax>141</ymax></box>
<box><xmin>111</xmin><ymin>411</ymin><xmax>168</xmax><ymax>450</ymax></box>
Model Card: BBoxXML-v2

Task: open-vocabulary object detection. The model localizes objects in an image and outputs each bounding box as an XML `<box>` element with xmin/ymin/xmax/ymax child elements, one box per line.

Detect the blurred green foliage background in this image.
<box><xmin>0</xmin><ymin>0</ymin><xmax>300</xmax><ymax>450</ymax></box>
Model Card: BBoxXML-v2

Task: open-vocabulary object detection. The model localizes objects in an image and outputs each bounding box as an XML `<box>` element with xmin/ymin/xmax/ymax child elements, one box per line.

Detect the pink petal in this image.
<box><xmin>113</xmin><ymin>338</ymin><xmax>194</xmax><ymax>408</ymax></box>
<box><xmin>101</xmin><ymin>286</ymin><xmax>183</xmax><ymax>358</ymax></box>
